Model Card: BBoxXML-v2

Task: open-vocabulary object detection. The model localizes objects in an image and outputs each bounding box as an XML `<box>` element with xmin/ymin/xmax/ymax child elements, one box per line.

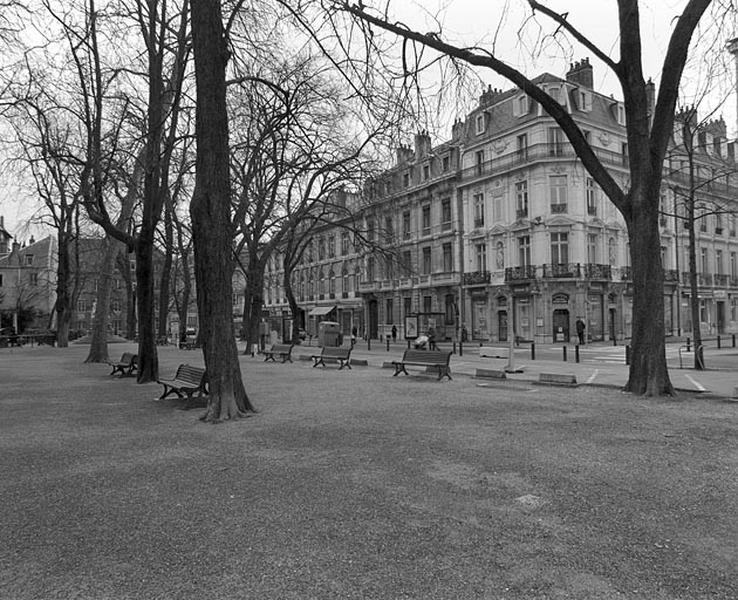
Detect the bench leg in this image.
<box><xmin>312</xmin><ymin>358</ymin><xmax>324</xmax><ymax>368</ymax></box>
<box><xmin>438</xmin><ymin>367</ymin><xmax>452</xmax><ymax>381</ymax></box>
<box><xmin>392</xmin><ymin>364</ymin><xmax>408</xmax><ymax>377</ymax></box>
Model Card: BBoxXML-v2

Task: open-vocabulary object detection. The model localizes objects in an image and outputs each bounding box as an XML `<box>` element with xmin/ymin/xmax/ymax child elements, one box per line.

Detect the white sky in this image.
<box><xmin>1</xmin><ymin>1</ymin><xmax>736</xmax><ymax>237</ymax></box>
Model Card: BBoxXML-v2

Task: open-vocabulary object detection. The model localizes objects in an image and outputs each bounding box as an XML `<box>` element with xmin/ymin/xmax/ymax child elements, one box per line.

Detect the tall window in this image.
<box><xmin>384</xmin><ymin>216</ymin><xmax>393</xmax><ymax>244</ymax></box>
<box><xmin>441</xmin><ymin>198</ymin><xmax>452</xmax><ymax>230</ymax></box>
<box><xmin>328</xmin><ymin>235</ymin><xmax>335</xmax><ymax>258</ymax></box>
<box><xmin>551</xmin><ymin>232</ymin><xmax>569</xmax><ymax>264</ymax></box>
<box><xmin>341</xmin><ymin>231</ymin><xmax>350</xmax><ymax>255</ymax></box>
<box><xmin>318</xmin><ymin>237</ymin><xmax>325</xmax><ymax>260</ymax></box>
<box><xmin>442</xmin><ymin>243</ymin><xmax>453</xmax><ymax>272</ymax></box>
<box><xmin>475</xmin><ymin>150</ymin><xmax>484</xmax><ymax>175</ymax></box>
<box><xmin>548</xmin><ymin>127</ymin><xmax>564</xmax><ymax>156</ymax></box>
<box><xmin>587</xmin><ymin>234</ymin><xmax>597</xmax><ymax>263</ymax></box>
<box><xmin>518</xmin><ymin>236</ymin><xmax>531</xmax><ymax>266</ymax></box>
<box><xmin>422</xmin><ymin>246</ymin><xmax>432</xmax><ymax>274</ymax></box>
<box><xmin>402</xmin><ymin>250</ymin><xmax>412</xmax><ymax>274</ymax></box>
<box><xmin>402</xmin><ymin>210</ymin><xmax>411</xmax><ymax>239</ymax></box>
<box><xmin>404</xmin><ymin>297</ymin><xmax>412</xmax><ymax>318</ymax></box>
<box><xmin>422</xmin><ymin>164</ymin><xmax>430</xmax><ymax>180</ymax></box>
<box><xmin>367</xmin><ymin>218</ymin><xmax>375</xmax><ymax>241</ymax></box>
<box><xmin>422</xmin><ymin>205</ymin><xmax>431</xmax><ymax>235</ymax></box>
<box><xmin>716</xmin><ymin>249</ymin><xmax>724</xmax><ymax>274</ymax></box>
<box><xmin>516</xmin><ymin>133</ymin><xmax>528</xmax><ymax>161</ymax></box>
<box><xmin>328</xmin><ymin>271</ymin><xmax>336</xmax><ymax>296</ymax></box>
<box><xmin>475</xmin><ymin>243</ymin><xmax>487</xmax><ymax>272</ymax></box>
<box><xmin>731</xmin><ymin>252</ymin><xmax>737</xmax><ymax>278</ymax></box>
<box><xmin>385</xmin><ymin>298</ymin><xmax>394</xmax><ymax>324</ymax></box>
<box><xmin>550</xmin><ymin>175</ymin><xmax>568</xmax><ymax>211</ymax></box>
<box><xmin>515</xmin><ymin>181</ymin><xmax>528</xmax><ymax>218</ymax></box>
<box><xmin>586</xmin><ymin>178</ymin><xmax>596</xmax><ymax>215</ymax></box>
<box><xmin>475</xmin><ymin>113</ymin><xmax>485</xmax><ymax>134</ymax></box>
<box><xmin>473</xmin><ymin>193</ymin><xmax>485</xmax><ymax>227</ymax></box>
<box><xmin>367</xmin><ymin>257</ymin><xmax>375</xmax><ymax>281</ymax></box>
<box><xmin>423</xmin><ymin>296</ymin><xmax>432</xmax><ymax>313</ymax></box>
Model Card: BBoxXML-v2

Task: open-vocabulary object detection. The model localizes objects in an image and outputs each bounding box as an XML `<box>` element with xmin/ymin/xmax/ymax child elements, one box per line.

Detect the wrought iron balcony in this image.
<box><xmin>463</xmin><ymin>270</ymin><xmax>491</xmax><ymax>285</ymax></box>
<box><xmin>664</xmin><ymin>269</ymin><xmax>680</xmax><ymax>282</ymax></box>
<box><xmin>583</xmin><ymin>264</ymin><xmax>612</xmax><ymax>279</ymax></box>
<box><xmin>620</xmin><ymin>267</ymin><xmax>632</xmax><ymax>281</ymax></box>
<box><xmin>516</xmin><ymin>208</ymin><xmax>528</xmax><ymax>220</ymax></box>
<box><xmin>543</xmin><ymin>263</ymin><xmax>580</xmax><ymax>278</ymax></box>
<box><xmin>550</xmin><ymin>203</ymin><xmax>568</xmax><ymax>214</ymax></box>
<box><xmin>473</xmin><ymin>217</ymin><xmax>485</xmax><ymax>228</ymax></box>
<box><xmin>587</xmin><ymin>205</ymin><xmax>597</xmax><ymax>216</ymax></box>
<box><xmin>505</xmin><ymin>265</ymin><xmax>537</xmax><ymax>281</ymax></box>
<box><xmin>714</xmin><ymin>274</ymin><xmax>729</xmax><ymax>286</ymax></box>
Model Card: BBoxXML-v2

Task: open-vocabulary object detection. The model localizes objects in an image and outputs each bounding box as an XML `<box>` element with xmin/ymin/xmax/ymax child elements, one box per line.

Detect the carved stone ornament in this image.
<box><xmin>598</xmin><ymin>132</ymin><xmax>611</xmax><ymax>147</ymax></box>
<box><xmin>492</xmin><ymin>139</ymin><xmax>508</xmax><ymax>154</ymax></box>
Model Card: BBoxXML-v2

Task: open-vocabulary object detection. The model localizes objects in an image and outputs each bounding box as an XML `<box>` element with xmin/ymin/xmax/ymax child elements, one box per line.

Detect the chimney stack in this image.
<box><xmin>566</xmin><ymin>58</ymin><xmax>593</xmax><ymax>88</ymax></box>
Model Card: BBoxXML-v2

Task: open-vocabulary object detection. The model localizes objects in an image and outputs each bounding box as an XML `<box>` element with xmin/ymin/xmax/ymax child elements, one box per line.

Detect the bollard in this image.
<box><xmin>562</xmin><ymin>346</ymin><xmax>567</xmax><ymax>362</ymax></box>
<box><xmin>625</xmin><ymin>344</ymin><xmax>631</xmax><ymax>365</ymax></box>
<box><xmin>717</xmin><ymin>335</ymin><xmax>721</xmax><ymax>349</ymax></box>
<box><xmin>686</xmin><ymin>337</ymin><xmax>691</xmax><ymax>352</ymax></box>
<box><xmin>733</xmin><ymin>333</ymin><xmax>736</xmax><ymax>348</ymax></box>
<box><xmin>407</xmin><ymin>340</ymin><xmax>411</xmax><ymax>349</ymax></box>
<box><xmin>453</xmin><ymin>341</ymin><xmax>457</xmax><ymax>354</ymax></box>
<box><xmin>368</xmin><ymin>338</ymin><xmax>371</xmax><ymax>351</ymax></box>
<box><xmin>386</xmin><ymin>338</ymin><xmax>390</xmax><ymax>352</ymax></box>
<box><xmin>531</xmin><ymin>342</ymin><xmax>535</xmax><ymax>360</ymax></box>
<box><xmin>612</xmin><ymin>336</ymin><xmax>617</xmax><ymax>346</ymax></box>
<box><xmin>575</xmin><ymin>344</ymin><xmax>580</xmax><ymax>363</ymax></box>
<box><xmin>459</xmin><ymin>341</ymin><xmax>463</xmax><ymax>357</ymax></box>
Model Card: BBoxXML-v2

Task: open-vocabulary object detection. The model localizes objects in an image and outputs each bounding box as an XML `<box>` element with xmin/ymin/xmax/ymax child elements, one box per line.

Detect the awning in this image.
<box><xmin>309</xmin><ymin>305</ymin><xmax>336</xmax><ymax>316</ymax></box>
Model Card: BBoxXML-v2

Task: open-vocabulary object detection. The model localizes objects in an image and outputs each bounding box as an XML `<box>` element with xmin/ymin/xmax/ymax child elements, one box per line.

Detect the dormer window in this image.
<box><xmin>403</xmin><ymin>172</ymin><xmax>409</xmax><ymax>187</ymax></box>
<box><xmin>475</xmin><ymin>113</ymin><xmax>485</xmax><ymax>135</ymax></box>
<box><xmin>578</xmin><ymin>90</ymin><xmax>592</xmax><ymax>112</ymax></box>
<box><xmin>25</xmin><ymin>254</ymin><xmax>33</xmax><ymax>266</ymax></box>
<box><xmin>513</xmin><ymin>95</ymin><xmax>528</xmax><ymax>117</ymax></box>
<box><xmin>422</xmin><ymin>164</ymin><xmax>430</xmax><ymax>180</ymax></box>
<box><xmin>616</xmin><ymin>103</ymin><xmax>626</xmax><ymax>126</ymax></box>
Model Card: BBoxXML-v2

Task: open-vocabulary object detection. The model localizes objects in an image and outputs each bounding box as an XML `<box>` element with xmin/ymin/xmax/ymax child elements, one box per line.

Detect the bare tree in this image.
<box><xmin>298</xmin><ymin>0</ymin><xmax>727</xmax><ymax>396</ymax></box>
<box><xmin>190</xmin><ymin>0</ymin><xmax>255</xmax><ymax>421</ymax></box>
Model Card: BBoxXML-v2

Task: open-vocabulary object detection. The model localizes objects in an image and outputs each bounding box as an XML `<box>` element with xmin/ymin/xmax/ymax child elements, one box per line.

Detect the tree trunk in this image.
<box><xmin>623</xmin><ymin>188</ymin><xmax>674</xmax><ymax>396</ymax></box>
<box><xmin>135</xmin><ymin>233</ymin><xmax>158</xmax><ymax>383</ymax></box>
<box><xmin>191</xmin><ymin>0</ymin><xmax>254</xmax><ymax>421</ymax></box>
<box><xmin>157</xmin><ymin>195</ymin><xmax>174</xmax><ymax>340</ymax></box>
<box><xmin>240</xmin><ymin>261</ymin><xmax>265</xmax><ymax>353</ymax></box>
<box><xmin>84</xmin><ymin>237</ymin><xmax>119</xmax><ymax>363</ymax></box>
<box><xmin>283</xmin><ymin>267</ymin><xmax>302</xmax><ymax>344</ymax></box>
<box><xmin>687</xmin><ymin>204</ymin><xmax>703</xmax><ymax>369</ymax></box>
<box><xmin>54</xmin><ymin>229</ymin><xmax>71</xmax><ymax>348</ymax></box>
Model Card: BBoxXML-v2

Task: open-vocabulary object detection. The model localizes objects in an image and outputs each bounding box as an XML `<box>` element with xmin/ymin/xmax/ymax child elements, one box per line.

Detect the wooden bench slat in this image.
<box><xmin>311</xmin><ymin>346</ymin><xmax>352</xmax><ymax>370</ymax></box>
<box><xmin>157</xmin><ymin>364</ymin><xmax>208</xmax><ymax>407</ymax></box>
<box><xmin>392</xmin><ymin>349</ymin><xmax>453</xmax><ymax>381</ymax></box>
<box><xmin>107</xmin><ymin>352</ymin><xmax>138</xmax><ymax>377</ymax></box>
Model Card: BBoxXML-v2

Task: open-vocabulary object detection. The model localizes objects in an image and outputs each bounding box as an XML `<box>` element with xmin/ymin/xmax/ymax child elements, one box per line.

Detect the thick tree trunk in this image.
<box><xmin>687</xmin><ymin>210</ymin><xmax>703</xmax><ymax>368</ymax></box>
<box><xmin>283</xmin><ymin>268</ymin><xmax>302</xmax><ymax>344</ymax></box>
<box><xmin>191</xmin><ymin>0</ymin><xmax>254</xmax><ymax>421</ymax></box>
<box><xmin>135</xmin><ymin>233</ymin><xmax>158</xmax><ymax>383</ymax></box>
<box><xmin>623</xmin><ymin>189</ymin><xmax>674</xmax><ymax>396</ymax></box>
<box><xmin>85</xmin><ymin>237</ymin><xmax>119</xmax><ymax>363</ymax></box>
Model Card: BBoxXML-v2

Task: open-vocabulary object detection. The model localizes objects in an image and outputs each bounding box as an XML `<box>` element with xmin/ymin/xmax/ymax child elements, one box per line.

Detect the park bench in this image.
<box><xmin>263</xmin><ymin>343</ymin><xmax>294</xmax><ymax>363</ymax></box>
<box><xmin>311</xmin><ymin>346</ymin><xmax>352</xmax><ymax>370</ymax></box>
<box><xmin>156</xmin><ymin>364</ymin><xmax>208</xmax><ymax>407</ymax></box>
<box><xmin>107</xmin><ymin>352</ymin><xmax>138</xmax><ymax>377</ymax></box>
<box><xmin>392</xmin><ymin>349</ymin><xmax>453</xmax><ymax>381</ymax></box>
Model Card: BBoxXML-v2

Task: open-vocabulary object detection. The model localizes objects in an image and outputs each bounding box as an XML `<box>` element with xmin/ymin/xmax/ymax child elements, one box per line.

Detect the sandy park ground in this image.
<box><xmin>1</xmin><ymin>343</ymin><xmax>737</xmax><ymax>599</ymax></box>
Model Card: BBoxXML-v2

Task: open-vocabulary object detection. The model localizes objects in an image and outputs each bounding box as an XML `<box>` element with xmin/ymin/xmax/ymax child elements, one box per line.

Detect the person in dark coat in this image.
<box><xmin>576</xmin><ymin>318</ymin><xmax>586</xmax><ymax>345</ymax></box>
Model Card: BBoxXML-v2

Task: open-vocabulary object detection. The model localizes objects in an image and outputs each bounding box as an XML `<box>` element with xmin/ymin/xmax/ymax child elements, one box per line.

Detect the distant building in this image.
<box><xmin>262</xmin><ymin>56</ymin><xmax>738</xmax><ymax>345</ymax></box>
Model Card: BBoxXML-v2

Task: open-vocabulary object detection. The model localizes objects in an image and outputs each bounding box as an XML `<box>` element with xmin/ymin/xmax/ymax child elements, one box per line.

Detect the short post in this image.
<box><xmin>717</xmin><ymin>335</ymin><xmax>721</xmax><ymax>349</ymax></box>
<box><xmin>367</xmin><ymin>338</ymin><xmax>371</xmax><ymax>351</ymax></box>
<box><xmin>625</xmin><ymin>344</ymin><xmax>631</xmax><ymax>365</ymax></box>
<box><xmin>562</xmin><ymin>346</ymin><xmax>567</xmax><ymax>362</ymax></box>
<box><xmin>459</xmin><ymin>341</ymin><xmax>463</xmax><ymax>357</ymax></box>
<box><xmin>531</xmin><ymin>342</ymin><xmax>535</xmax><ymax>360</ymax></box>
<box><xmin>407</xmin><ymin>340</ymin><xmax>411</xmax><ymax>349</ymax></box>
<box><xmin>686</xmin><ymin>337</ymin><xmax>691</xmax><ymax>352</ymax></box>
<box><xmin>386</xmin><ymin>338</ymin><xmax>390</xmax><ymax>352</ymax></box>
<box><xmin>452</xmin><ymin>341</ymin><xmax>457</xmax><ymax>354</ymax></box>
<box><xmin>733</xmin><ymin>333</ymin><xmax>736</xmax><ymax>348</ymax></box>
<box><xmin>575</xmin><ymin>344</ymin><xmax>580</xmax><ymax>363</ymax></box>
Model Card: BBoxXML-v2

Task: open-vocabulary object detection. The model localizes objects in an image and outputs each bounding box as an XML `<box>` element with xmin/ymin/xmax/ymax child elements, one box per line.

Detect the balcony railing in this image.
<box><xmin>587</xmin><ymin>205</ymin><xmax>597</xmax><ymax>216</ymax></box>
<box><xmin>620</xmin><ymin>267</ymin><xmax>632</xmax><ymax>280</ymax></box>
<box><xmin>550</xmin><ymin>203</ymin><xmax>568</xmax><ymax>214</ymax></box>
<box><xmin>463</xmin><ymin>270</ymin><xmax>491</xmax><ymax>285</ymax></box>
<box><xmin>583</xmin><ymin>264</ymin><xmax>612</xmax><ymax>279</ymax></box>
<box><xmin>473</xmin><ymin>217</ymin><xmax>485</xmax><ymax>228</ymax></box>
<box><xmin>714</xmin><ymin>274</ymin><xmax>729</xmax><ymax>286</ymax></box>
<box><xmin>698</xmin><ymin>273</ymin><xmax>713</xmax><ymax>286</ymax></box>
<box><xmin>543</xmin><ymin>263</ymin><xmax>581</xmax><ymax>278</ymax></box>
<box><xmin>516</xmin><ymin>208</ymin><xmax>528</xmax><ymax>219</ymax></box>
<box><xmin>664</xmin><ymin>269</ymin><xmax>680</xmax><ymax>282</ymax></box>
<box><xmin>505</xmin><ymin>265</ymin><xmax>537</xmax><ymax>281</ymax></box>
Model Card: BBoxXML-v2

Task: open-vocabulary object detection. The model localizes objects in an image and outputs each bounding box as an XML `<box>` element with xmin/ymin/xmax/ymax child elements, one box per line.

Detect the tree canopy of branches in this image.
<box><xmin>299</xmin><ymin>0</ymin><xmax>732</xmax><ymax>396</ymax></box>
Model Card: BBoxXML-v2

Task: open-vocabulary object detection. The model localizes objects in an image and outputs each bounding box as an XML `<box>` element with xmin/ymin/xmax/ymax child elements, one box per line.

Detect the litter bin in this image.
<box><xmin>318</xmin><ymin>321</ymin><xmax>341</xmax><ymax>347</ymax></box>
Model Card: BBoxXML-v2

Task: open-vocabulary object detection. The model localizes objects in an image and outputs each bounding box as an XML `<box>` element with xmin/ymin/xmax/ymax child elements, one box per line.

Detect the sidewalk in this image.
<box><xmin>286</xmin><ymin>338</ymin><xmax>738</xmax><ymax>399</ymax></box>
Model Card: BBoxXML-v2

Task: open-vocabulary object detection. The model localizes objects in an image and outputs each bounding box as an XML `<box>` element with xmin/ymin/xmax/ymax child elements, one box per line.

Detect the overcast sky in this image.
<box><xmin>1</xmin><ymin>1</ymin><xmax>736</xmax><ymax>238</ymax></box>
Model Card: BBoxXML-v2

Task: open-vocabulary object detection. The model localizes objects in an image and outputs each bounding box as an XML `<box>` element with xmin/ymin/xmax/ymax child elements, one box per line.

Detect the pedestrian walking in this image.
<box><xmin>391</xmin><ymin>325</ymin><xmax>397</xmax><ymax>343</ymax></box>
<box><xmin>576</xmin><ymin>318</ymin><xmax>586</xmax><ymax>345</ymax></box>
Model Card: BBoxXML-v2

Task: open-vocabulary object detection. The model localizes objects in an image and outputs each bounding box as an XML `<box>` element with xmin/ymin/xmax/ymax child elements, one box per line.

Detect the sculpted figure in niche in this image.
<box><xmin>496</xmin><ymin>241</ymin><xmax>504</xmax><ymax>268</ymax></box>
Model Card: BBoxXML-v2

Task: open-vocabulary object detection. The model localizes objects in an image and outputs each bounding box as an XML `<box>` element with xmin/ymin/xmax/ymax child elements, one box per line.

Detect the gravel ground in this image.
<box><xmin>1</xmin><ymin>345</ymin><xmax>737</xmax><ymax>600</ymax></box>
